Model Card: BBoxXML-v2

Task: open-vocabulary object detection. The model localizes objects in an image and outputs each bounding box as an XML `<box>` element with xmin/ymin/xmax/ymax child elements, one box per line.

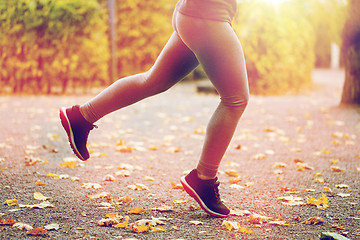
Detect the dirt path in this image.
<box><xmin>0</xmin><ymin>69</ymin><xmax>359</xmax><ymax>239</ymax></box>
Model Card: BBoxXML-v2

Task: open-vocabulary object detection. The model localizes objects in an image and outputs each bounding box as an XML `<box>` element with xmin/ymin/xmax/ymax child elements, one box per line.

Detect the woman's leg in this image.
<box><xmin>60</xmin><ymin>31</ymin><xmax>199</xmax><ymax>161</ymax></box>
<box><xmin>175</xmin><ymin>13</ymin><xmax>250</xmax><ymax>180</ymax></box>
<box><xmin>80</xmin><ymin>32</ymin><xmax>199</xmax><ymax>124</ymax></box>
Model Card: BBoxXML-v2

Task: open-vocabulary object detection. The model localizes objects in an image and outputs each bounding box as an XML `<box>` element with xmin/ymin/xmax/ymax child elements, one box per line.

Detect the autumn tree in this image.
<box><xmin>340</xmin><ymin>0</ymin><xmax>360</xmax><ymax>105</ymax></box>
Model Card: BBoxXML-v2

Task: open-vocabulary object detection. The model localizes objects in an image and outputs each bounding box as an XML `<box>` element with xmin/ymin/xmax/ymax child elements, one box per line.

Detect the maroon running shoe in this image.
<box><xmin>59</xmin><ymin>105</ymin><xmax>97</xmax><ymax>161</ymax></box>
<box><xmin>180</xmin><ymin>169</ymin><xmax>230</xmax><ymax>218</ymax></box>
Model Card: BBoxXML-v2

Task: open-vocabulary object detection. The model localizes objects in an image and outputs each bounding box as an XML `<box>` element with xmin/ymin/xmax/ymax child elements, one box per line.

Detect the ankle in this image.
<box><xmin>197</xmin><ymin>171</ymin><xmax>216</xmax><ymax>181</ymax></box>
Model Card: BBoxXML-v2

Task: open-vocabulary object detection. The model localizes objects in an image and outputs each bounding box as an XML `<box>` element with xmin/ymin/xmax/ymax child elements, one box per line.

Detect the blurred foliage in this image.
<box><xmin>0</xmin><ymin>0</ymin><xmax>109</xmax><ymax>94</ymax></box>
<box><xmin>293</xmin><ymin>0</ymin><xmax>347</xmax><ymax>68</ymax></box>
<box><xmin>0</xmin><ymin>0</ymin><xmax>348</xmax><ymax>95</ymax></box>
<box><xmin>341</xmin><ymin>0</ymin><xmax>360</xmax><ymax>105</ymax></box>
<box><xmin>233</xmin><ymin>0</ymin><xmax>315</xmax><ymax>95</ymax></box>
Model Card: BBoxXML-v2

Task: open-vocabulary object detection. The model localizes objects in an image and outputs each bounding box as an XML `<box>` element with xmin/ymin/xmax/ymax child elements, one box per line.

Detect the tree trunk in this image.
<box><xmin>340</xmin><ymin>0</ymin><xmax>360</xmax><ymax>105</ymax></box>
<box><xmin>341</xmin><ymin>44</ymin><xmax>360</xmax><ymax>105</ymax></box>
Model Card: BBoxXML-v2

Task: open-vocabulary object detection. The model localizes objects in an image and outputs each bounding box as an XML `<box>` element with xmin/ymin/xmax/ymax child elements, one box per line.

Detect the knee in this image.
<box><xmin>142</xmin><ymin>69</ymin><xmax>172</xmax><ymax>95</ymax></box>
<box><xmin>220</xmin><ymin>92</ymin><xmax>249</xmax><ymax>116</ymax></box>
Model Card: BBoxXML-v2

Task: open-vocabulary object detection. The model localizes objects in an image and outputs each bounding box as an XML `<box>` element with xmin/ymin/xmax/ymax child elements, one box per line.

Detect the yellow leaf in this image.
<box><xmin>103</xmin><ymin>174</ymin><xmax>116</xmax><ymax>181</ymax></box>
<box><xmin>144</xmin><ymin>176</ymin><xmax>154</xmax><ymax>181</ymax></box>
<box><xmin>316</xmin><ymin>178</ymin><xmax>325</xmax><ymax>183</ymax></box>
<box><xmin>331</xmin><ymin>166</ymin><xmax>344</xmax><ymax>172</ymax></box>
<box><xmin>302</xmin><ymin>217</ymin><xmax>324</xmax><ymax>225</ymax></box>
<box><xmin>117</xmin><ymin>196</ymin><xmax>134</xmax><ymax>203</ymax></box>
<box><xmin>46</xmin><ymin>173</ymin><xmax>59</xmax><ymax>178</ymax></box>
<box><xmin>114</xmin><ymin>216</ymin><xmax>129</xmax><ymax>228</ymax></box>
<box><xmin>248</xmin><ymin>213</ymin><xmax>270</xmax><ymax>224</ymax></box>
<box><xmin>127</xmin><ymin>184</ymin><xmax>149</xmax><ymax>191</ymax></box>
<box><xmin>130</xmin><ymin>224</ymin><xmax>149</xmax><ymax>233</ymax></box>
<box><xmin>170</xmin><ymin>181</ymin><xmax>183</xmax><ymax>189</ymax></box>
<box><xmin>59</xmin><ymin>161</ymin><xmax>77</xmax><ymax>168</ymax></box>
<box><xmin>273</xmin><ymin>162</ymin><xmax>287</xmax><ymax>168</ymax></box>
<box><xmin>34</xmin><ymin>192</ymin><xmax>50</xmax><ymax>201</ymax></box>
<box><xmin>3</xmin><ymin>199</ymin><xmax>18</xmax><ymax>206</ymax></box>
<box><xmin>152</xmin><ymin>226</ymin><xmax>165</xmax><ymax>232</ymax></box>
<box><xmin>81</xmin><ymin>183</ymin><xmax>102</xmax><ymax>189</ymax></box>
<box><xmin>323</xmin><ymin>187</ymin><xmax>332</xmax><ymax>193</ymax></box>
<box><xmin>173</xmin><ymin>200</ymin><xmax>188</xmax><ymax>204</ymax></box>
<box><xmin>128</xmin><ymin>207</ymin><xmax>146</xmax><ymax>214</ymax></box>
<box><xmin>35</xmin><ymin>180</ymin><xmax>46</xmax><ymax>186</ymax></box>
<box><xmin>296</xmin><ymin>163</ymin><xmax>314</xmax><ymax>171</ymax></box>
<box><xmin>87</xmin><ymin>192</ymin><xmax>110</xmax><ymax>199</ymax></box>
<box><xmin>221</xmin><ymin>220</ymin><xmax>240</xmax><ymax>231</ymax></box>
<box><xmin>225</xmin><ymin>169</ymin><xmax>239</xmax><ymax>177</ymax></box>
<box><xmin>306</xmin><ymin>194</ymin><xmax>328</xmax><ymax>210</ymax></box>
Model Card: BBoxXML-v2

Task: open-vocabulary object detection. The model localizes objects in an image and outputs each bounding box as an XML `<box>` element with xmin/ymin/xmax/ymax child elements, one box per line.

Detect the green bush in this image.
<box><xmin>233</xmin><ymin>0</ymin><xmax>315</xmax><ymax>95</ymax></box>
<box><xmin>0</xmin><ymin>0</ymin><xmax>109</xmax><ymax>94</ymax></box>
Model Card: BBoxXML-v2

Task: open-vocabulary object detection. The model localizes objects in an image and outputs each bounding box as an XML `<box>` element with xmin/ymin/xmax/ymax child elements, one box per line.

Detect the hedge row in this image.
<box><xmin>0</xmin><ymin>0</ymin><xmax>345</xmax><ymax>95</ymax></box>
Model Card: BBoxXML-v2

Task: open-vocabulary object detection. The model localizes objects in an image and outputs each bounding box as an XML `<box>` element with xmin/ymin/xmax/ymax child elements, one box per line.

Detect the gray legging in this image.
<box><xmin>80</xmin><ymin>10</ymin><xmax>249</xmax><ymax>179</ymax></box>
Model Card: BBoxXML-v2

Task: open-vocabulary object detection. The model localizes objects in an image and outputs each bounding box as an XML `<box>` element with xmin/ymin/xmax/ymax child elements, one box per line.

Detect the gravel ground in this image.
<box><xmin>0</xmin><ymin>69</ymin><xmax>359</xmax><ymax>240</ymax></box>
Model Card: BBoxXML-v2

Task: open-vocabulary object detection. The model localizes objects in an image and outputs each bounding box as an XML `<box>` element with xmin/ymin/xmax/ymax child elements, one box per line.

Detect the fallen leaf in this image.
<box><xmin>280</xmin><ymin>187</ymin><xmax>300</xmax><ymax>194</ymax></box>
<box><xmin>278</xmin><ymin>196</ymin><xmax>305</xmax><ymax>206</ymax></box>
<box><xmin>128</xmin><ymin>207</ymin><xmax>146</xmax><ymax>215</ymax></box>
<box><xmin>268</xmin><ymin>219</ymin><xmax>289</xmax><ymax>226</ymax></box>
<box><xmin>307</xmin><ymin>194</ymin><xmax>328</xmax><ymax>210</ymax></box>
<box><xmin>336</xmin><ymin>184</ymin><xmax>350</xmax><ymax>189</ymax></box>
<box><xmin>59</xmin><ymin>161</ymin><xmax>77</xmax><ymax>168</ymax></box>
<box><xmin>13</xmin><ymin>222</ymin><xmax>33</xmax><ymax>231</ymax></box>
<box><xmin>34</xmin><ymin>192</ymin><xmax>50</xmax><ymax>201</ymax></box>
<box><xmin>117</xmin><ymin>196</ymin><xmax>134</xmax><ymax>203</ymax></box>
<box><xmin>252</xmin><ymin>153</ymin><xmax>266</xmax><ymax>160</ymax></box>
<box><xmin>98</xmin><ymin>213</ymin><xmax>123</xmax><ymax>227</ymax></box>
<box><xmin>148</xmin><ymin>206</ymin><xmax>174</xmax><ymax>212</ymax></box>
<box><xmin>302</xmin><ymin>217</ymin><xmax>324</xmax><ymax>225</ymax></box>
<box><xmin>81</xmin><ymin>183</ymin><xmax>102</xmax><ymax>189</ymax></box>
<box><xmin>3</xmin><ymin>199</ymin><xmax>18</xmax><ymax>206</ymax></box>
<box><xmin>229</xmin><ymin>177</ymin><xmax>242</xmax><ymax>184</ymax></box>
<box><xmin>19</xmin><ymin>201</ymin><xmax>54</xmax><ymax>209</ymax></box>
<box><xmin>170</xmin><ymin>181</ymin><xmax>183</xmax><ymax>190</ymax></box>
<box><xmin>323</xmin><ymin>187</ymin><xmax>332</xmax><ymax>193</ymax></box>
<box><xmin>221</xmin><ymin>220</ymin><xmax>254</xmax><ymax>233</ymax></box>
<box><xmin>273</xmin><ymin>162</ymin><xmax>287</xmax><ymax>168</ymax></box>
<box><xmin>114</xmin><ymin>216</ymin><xmax>129</xmax><ymax>228</ymax></box>
<box><xmin>114</xmin><ymin>170</ymin><xmax>131</xmax><ymax>177</ymax></box>
<box><xmin>316</xmin><ymin>178</ymin><xmax>325</xmax><ymax>183</ymax></box>
<box><xmin>26</xmin><ymin>227</ymin><xmax>47</xmax><ymax>235</ymax></box>
<box><xmin>24</xmin><ymin>156</ymin><xmax>39</xmax><ymax>166</ymax></box>
<box><xmin>337</xmin><ymin>193</ymin><xmax>351</xmax><ymax>198</ymax></box>
<box><xmin>35</xmin><ymin>180</ymin><xmax>46</xmax><ymax>186</ymax></box>
<box><xmin>225</xmin><ymin>169</ymin><xmax>239</xmax><ymax>177</ymax></box>
<box><xmin>103</xmin><ymin>174</ymin><xmax>116</xmax><ymax>181</ymax></box>
<box><xmin>144</xmin><ymin>176</ymin><xmax>154</xmax><ymax>181</ymax></box>
<box><xmin>248</xmin><ymin>213</ymin><xmax>271</xmax><ymax>224</ymax></box>
<box><xmin>245</xmin><ymin>182</ymin><xmax>255</xmax><ymax>187</ymax></box>
<box><xmin>129</xmin><ymin>224</ymin><xmax>149</xmax><ymax>233</ymax></box>
<box><xmin>87</xmin><ymin>192</ymin><xmax>111</xmax><ymax>199</ymax></box>
<box><xmin>331</xmin><ymin>166</ymin><xmax>344</xmax><ymax>172</ymax></box>
<box><xmin>0</xmin><ymin>219</ymin><xmax>17</xmax><ymax>226</ymax></box>
<box><xmin>296</xmin><ymin>162</ymin><xmax>314</xmax><ymax>171</ymax></box>
<box><xmin>152</xmin><ymin>226</ymin><xmax>165</xmax><ymax>232</ymax></box>
<box><xmin>230</xmin><ymin>209</ymin><xmax>251</xmax><ymax>216</ymax></box>
<box><xmin>44</xmin><ymin>223</ymin><xmax>60</xmax><ymax>230</ymax></box>
<box><xmin>189</xmin><ymin>221</ymin><xmax>203</xmax><ymax>225</ymax></box>
<box><xmin>127</xmin><ymin>183</ymin><xmax>149</xmax><ymax>191</ymax></box>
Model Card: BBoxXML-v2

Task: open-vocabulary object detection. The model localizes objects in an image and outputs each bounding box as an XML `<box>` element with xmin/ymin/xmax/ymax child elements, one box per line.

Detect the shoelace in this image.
<box><xmin>211</xmin><ymin>181</ymin><xmax>221</xmax><ymax>204</ymax></box>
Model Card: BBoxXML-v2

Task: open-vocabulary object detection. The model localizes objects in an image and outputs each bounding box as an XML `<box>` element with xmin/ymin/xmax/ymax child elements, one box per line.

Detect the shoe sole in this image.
<box><xmin>180</xmin><ymin>176</ymin><xmax>229</xmax><ymax>218</ymax></box>
<box><xmin>59</xmin><ymin>107</ymin><xmax>87</xmax><ymax>161</ymax></box>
